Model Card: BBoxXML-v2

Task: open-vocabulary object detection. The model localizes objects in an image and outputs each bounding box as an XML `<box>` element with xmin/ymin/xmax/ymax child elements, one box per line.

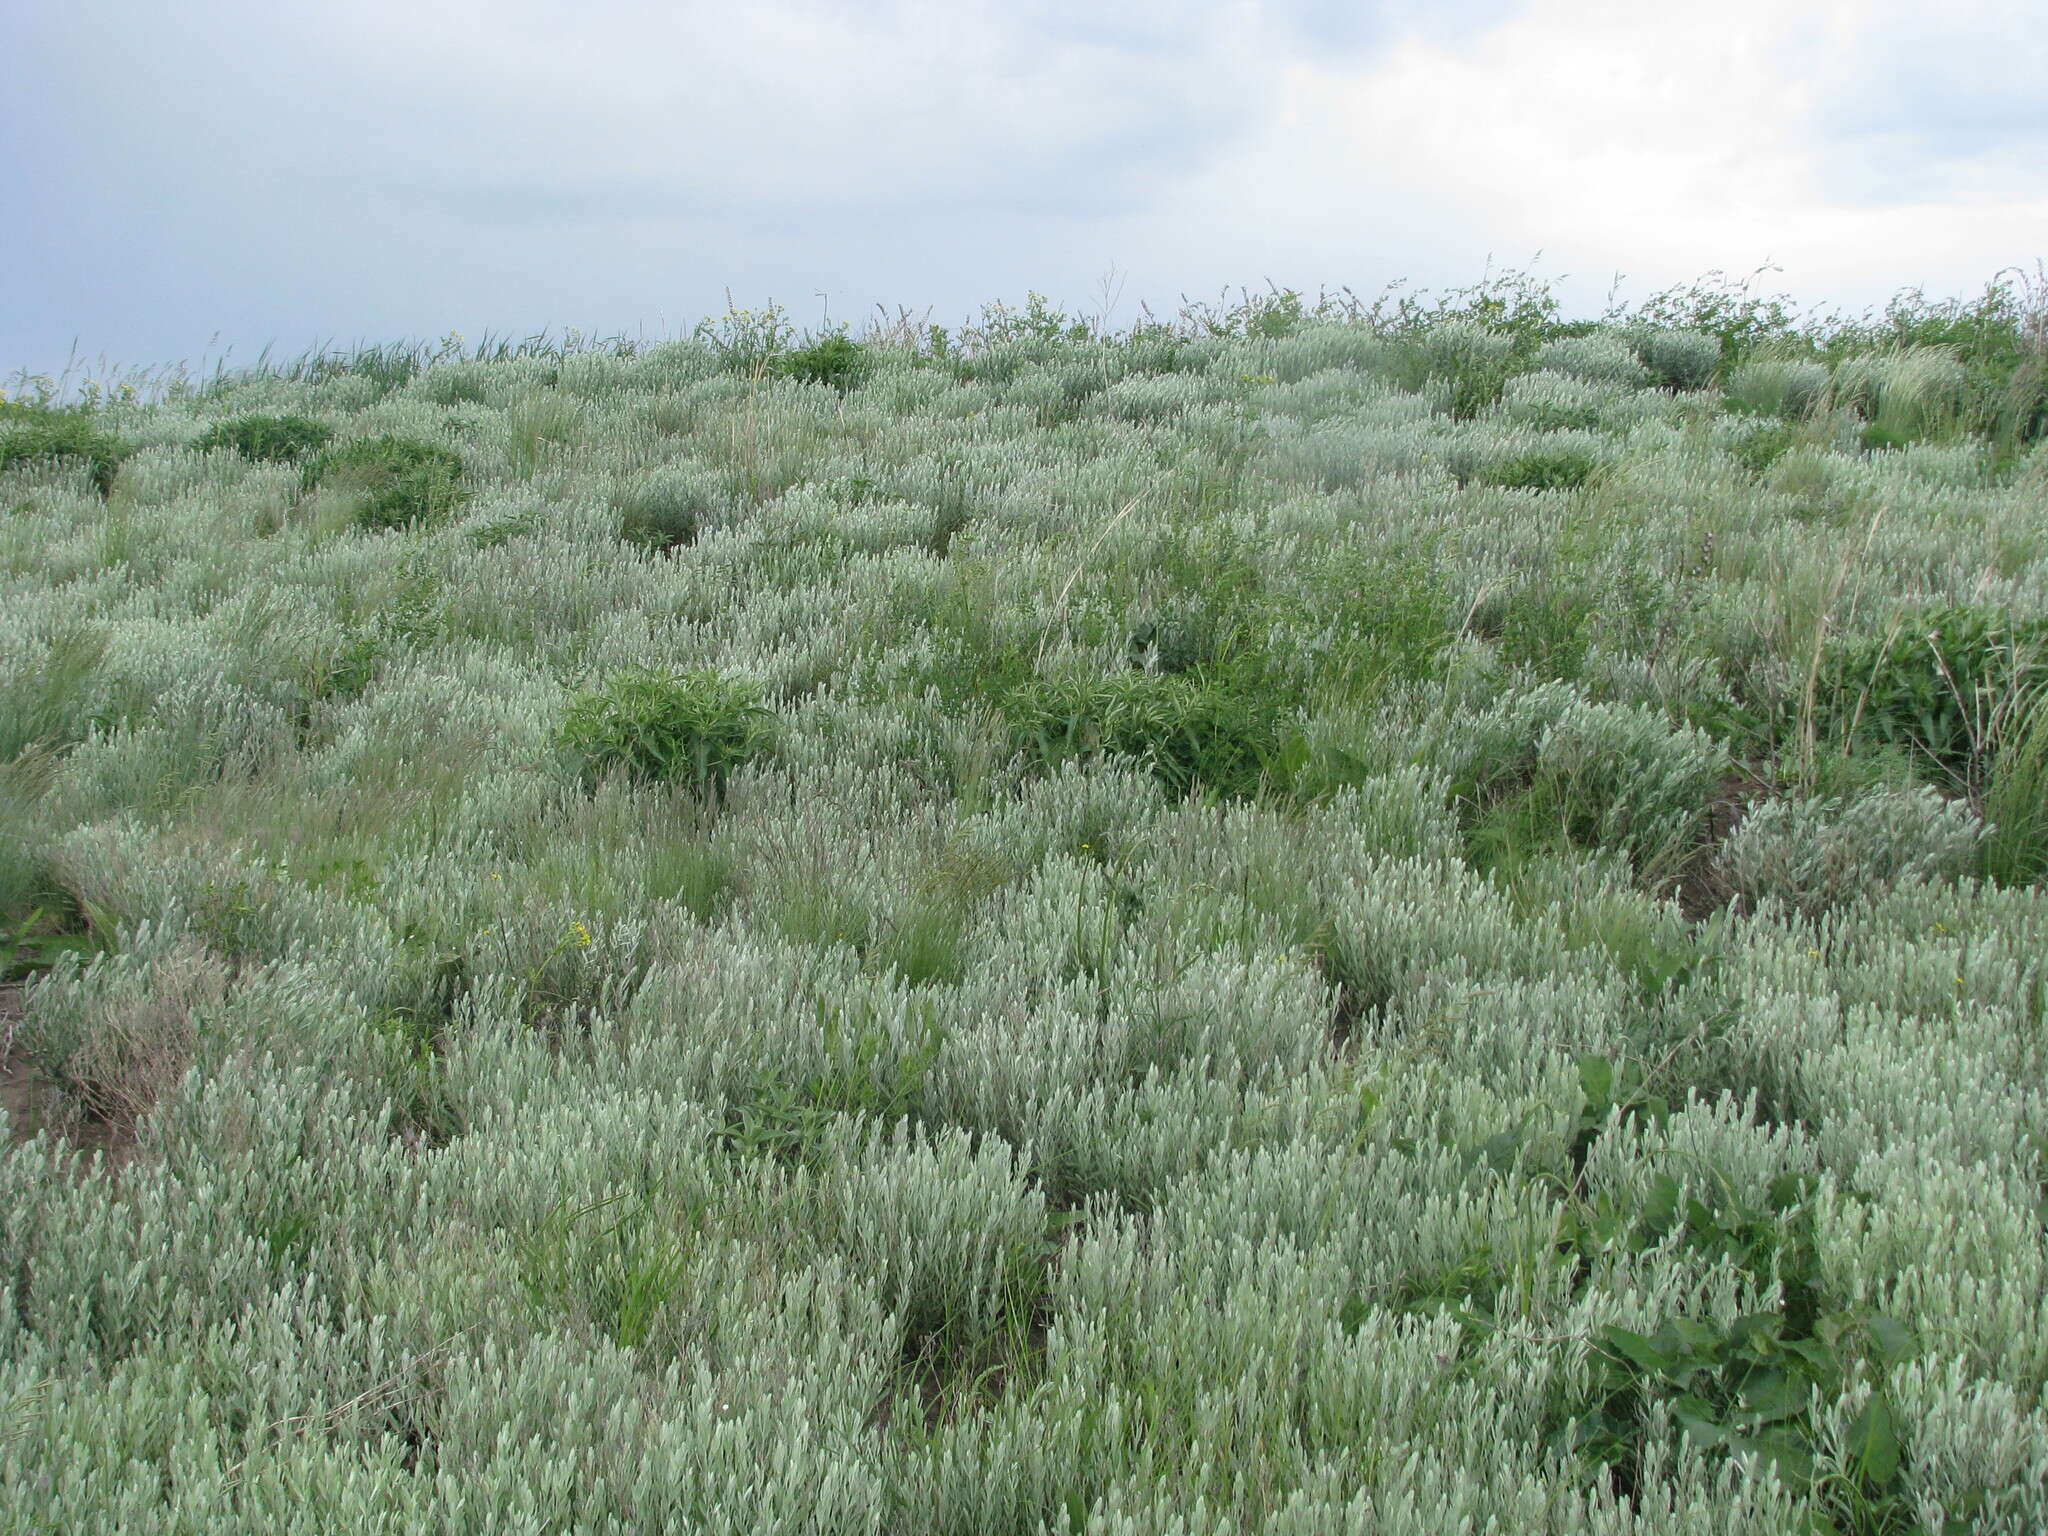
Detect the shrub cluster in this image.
<box><xmin>0</xmin><ymin>403</ymin><xmax>130</xmax><ymax>495</ymax></box>
<box><xmin>559</xmin><ymin>667</ymin><xmax>776</xmax><ymax>794</ymax></box>
<box><xmin>301</xmin><ymin>433</ymin><xmax>468</xmax><ymax>529</ymax></box>
<box><xmin>195</xmin><ymin>412</ymin><xmax>333</xmax><ymax>462</ymax></box>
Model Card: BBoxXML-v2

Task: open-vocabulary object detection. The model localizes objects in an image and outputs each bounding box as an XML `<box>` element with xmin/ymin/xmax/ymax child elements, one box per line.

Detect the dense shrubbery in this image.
<box><xmin>2</xmin><ymin>271</ymin><xmax>2046</xmax><ymax>1533</ymax></box>
<box><xmin>1821</xmin><ymin>605</ymin><xmax>2048</xmax><ymax>782</ymax></box>
<box><xmin>1003</xmin><ymin>669</ymin><xmax>1293</xmax><ymax>801</ymax></box>
<box><xmin>195</xmin><ymin>411</ymin><xmax>333</xmax><ymax>462</ymax></box>
<box><xmin>301</xmin><ymin>433</ymin><xmax>468</xmax><ymax>529</ymax></box>
<box><xmin>773</xmin><ymin>332</ymin><xmax>872</xmax><ymax>392</ymax></box>
<box><xmin>0</xmin><ymin>402</ymin><xmax>130</xmax><ymax>494</ymax></box>
<box><xmin>559</xmin><ymin>667</ymin><xmax>775</xmax><ymax>794</ymax></box>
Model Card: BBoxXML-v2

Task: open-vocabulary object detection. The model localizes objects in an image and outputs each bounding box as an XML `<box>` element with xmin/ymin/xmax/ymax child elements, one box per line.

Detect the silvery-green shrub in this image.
<box><xmin>1716</xmin><ymin>786</ymin><xmax>1986</xmax><ymax>917</ymax></box>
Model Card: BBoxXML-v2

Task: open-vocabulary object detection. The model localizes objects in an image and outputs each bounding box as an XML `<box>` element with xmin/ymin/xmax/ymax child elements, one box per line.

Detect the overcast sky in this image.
<box><xmin>5</xmin><ymin>0</ymin><xmax>2044</xmax><ymax>377</ymax></box>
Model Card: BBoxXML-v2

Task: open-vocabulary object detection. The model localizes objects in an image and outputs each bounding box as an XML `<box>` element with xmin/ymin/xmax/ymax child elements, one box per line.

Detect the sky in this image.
<box><xmin>4</xmin><ymin>0</ymin><xmax>2045</xmax><ymax>378</ymax></box>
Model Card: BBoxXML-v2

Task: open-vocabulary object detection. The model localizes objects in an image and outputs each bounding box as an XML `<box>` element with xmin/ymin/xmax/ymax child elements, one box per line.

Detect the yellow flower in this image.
<box><xmin>570</xmin><ymin>920</ymin><xmax>594</xmax><ymax>948</ymax></box>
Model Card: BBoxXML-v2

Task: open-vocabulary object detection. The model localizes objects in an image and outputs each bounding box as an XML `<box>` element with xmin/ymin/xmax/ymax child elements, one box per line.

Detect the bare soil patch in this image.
<box><xmin>1</xmin><ymin>981</ymin><xmax>130</xmax><ymax>1169</ymax></box>
<box><xmin>1678</xmin><ymin>770</ymin><xmax>1767</xmax><ymax>923</ymax></box>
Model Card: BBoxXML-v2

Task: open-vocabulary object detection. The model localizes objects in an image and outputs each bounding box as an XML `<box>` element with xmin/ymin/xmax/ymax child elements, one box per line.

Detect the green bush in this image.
<box><xmin>195</xmin><ymin>412</ymin><xmax>334</xmax><ymax>462</ymax></box>
<box><xmin>1483</xmin><ymin>447</ymin><xmax>1599</xmax><ymax>491</ymax></box>
<box><xmin>614</xmin><ymin>465</ymin><xmax>719</xmax><ymax>551</ymax></box>
<box><xmin>559</xmin><ymin>667</ymin><xmax>775</xmax><ymax>794</ymax></box>
<box><xmin>1831</xmin><ymin>347</ymin><xmax>1969</xmax><ymax>446</ymax></box>
<box><xmin>301</xmin><ymin>434</ymin><xmax>468</xmax><ymax>530</ymax></box>
<box><xmin>1449</xmin><ymin>682</ymin><xmax>1728</xmax><ymax>883</ymax></box>
<box><xmin>772</xmin><ymin>333</ymin><xmax>871</xmax><ymax>393</ymax></box>
<box><xmin>1004</xmin><ymin>670</ymin><xmax>1291</xmax><ymax>801</ymax></box>
<box><xmin>1726</xmin><ymin>419</ymin><xmax>1800</xmax><ymax>476</ymax></box>
<box><xmin>1405</xmin><ymin>320</ymin><xmax>1519</xmax><ymax>417</ymax></box>
<box><xmin>1725</xmin><ymin>357</ymin><xmax>1829</xmax><ymax>420</ymax></box>
<box><xmin>1535</xmin><ymin>333</ymin><xmax>1651</xmax><ymax>389</ymax></box>
<box><xmin>1715</xmin><ymin>787</ymin><xmax>1985</xmax><ymax>917</ymax></box>
<box><xmin>0</xmin><ymin>404</ymin><xmax>130</xmax><ymax>495</ymax></box>
<box><xmin>1629</xmin><ymin>326</ymin><xmax>1722</xmax><ymax>391</ymax></box>
<box><xmin>1822</xmin><ymin>606</ymin><xmax>2048</xmax><ymax>782</ymax></box>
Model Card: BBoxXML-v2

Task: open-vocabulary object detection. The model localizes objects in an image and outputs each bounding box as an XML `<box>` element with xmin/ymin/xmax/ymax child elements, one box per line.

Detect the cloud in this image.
<box><xmin>1783</xmin><ymin>1</ymin><xmax>2048</xmax><ymax>204</ymax></box>
<box><xmin>1093</xmin><ymin>0</ymin><xmax>2047</xmax><ymax>318</ymax></box>
<box><xmin>3</xmin><ymin>0</ymin><xmax>2044</xmax><ymax>375</ymax></box>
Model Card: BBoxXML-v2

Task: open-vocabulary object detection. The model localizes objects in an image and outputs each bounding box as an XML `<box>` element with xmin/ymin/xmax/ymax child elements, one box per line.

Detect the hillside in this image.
<box><xmin>3</xmin><ymin>273</ymin><xmax>2047</xmax><ymax>1532</ymax></box>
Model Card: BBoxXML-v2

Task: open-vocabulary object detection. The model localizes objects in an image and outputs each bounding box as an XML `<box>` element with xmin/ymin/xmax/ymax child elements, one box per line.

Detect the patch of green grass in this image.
<box><xmin>0</xmin><ymin>404</ymin><xmax>130</xmax><ymax>495</ymax></box>
<box><xmin>559</xmin><ymin>668</ymin><xmax>776</xmax><ymax>795</ymax></box>
<box><xmin>1821</xmin><ymin>606</ymin><xmax>2048</xmax><ymax>787</ymax></box>
<box><xmin>1483</xmin><ymin>447</ymin><xmax>1599</xmax><ymax>492</ymax></box>
<box><xmin>1980</xmin><ymin>681</ymin><xmax>2048</xmax><ymax>885</ymax></box>
<box><xmin>0</xmin><ymin>626</ymin><xmax>111</xmax><ymax>762</ymax></box>
<box><xmin>195</xmin><ymin>412</ymin><xmax>334</xmax><ymax>462</ymax></box>
<box><xmin>614</xmin><ymin>467</ymin><xmax>716</xmax><ymax>551</ymax></box>
<box><xmin>1003</xmin><ymin>670</ymin><xmax>1293</xmax><ymax>801</ymax></box>
<box><xmin>773</xmin><ymin>332</ymin><xmax>871</xmax><ymax>392</ymax></box>
<box><xmin>1726</xmin><ymin>419</ymin><xmax>1800</xmax><ymax>476</ymax></box>
<box><xmin>515</xmin><ymin>1192</ymin><xmax>691</xmax><ymax>1348</ymax></box>
<box><xmin>301</xmin><ymin>434</ymin><xmax>468</xmax><ymax>530</ymax></box>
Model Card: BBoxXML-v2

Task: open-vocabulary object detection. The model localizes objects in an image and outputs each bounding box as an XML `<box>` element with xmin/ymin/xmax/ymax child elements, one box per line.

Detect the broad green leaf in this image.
<box><xmin>1598</xmin><ymin>1326</ymin><xmax>1672</xmax><ymax>1376</ymax></box>
<box><xmin>1577</xmin><ymin>1054</ymin><xmax>1614</xmax><ymax>1108</ymax></box>
<box><xmin>1845</xmin><ymin>1394</ymin><xmax>1901</xmax><ymax>1488</ymax></box>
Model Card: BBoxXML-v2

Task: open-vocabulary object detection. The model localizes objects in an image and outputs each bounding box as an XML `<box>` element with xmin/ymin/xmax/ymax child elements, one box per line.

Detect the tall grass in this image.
<box><xmin>1</xmin><ymin>270</ymin><xmax>2046</xmax><ymax>1532</ymax></box>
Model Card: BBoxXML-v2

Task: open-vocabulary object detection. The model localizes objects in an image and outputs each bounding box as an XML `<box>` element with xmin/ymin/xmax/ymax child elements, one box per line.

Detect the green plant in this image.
<box><xmin>773</xmin><ymin>333</ymin><xmax>871</xmax><ymax>393</ymax></box>
<box><xmin>1394</xmin><ymin>320</ymin><xmax>1520</xmax><ymax>417</ymax></box>
<box><xmin>1629</xmin><ymin>327</ymin><xmax>1722</xmax><ymax>391</ymax></box>
<box><xmin>1611</xmin><ymin>268</ymin><xmax>1801</xmax><ymax>365</ymax></box>
<box><xmin>1484</xmin><ymin>447</ymin><xmax>1599</xmax><ymax>492</ymax></box>
<box><xmin>1822</xmin><ymin>605</ymin><xmax>2048</xmax><ymax>787</ymax></box>
<box><xmin>1832</xmin><ymin>348</ymin><xmax>1970</xmax><ymax>447</ymax></box>
<box><xmin>614</xmin><ymin>466</ymin><xmax>717</xmax><ymax>551</ymax></box>
<box><xmin>298</xmin><ymin>340</ymin><xmax>430</xmax><ymax>393</ymax></box>
<box><xmin>0</xmin><ymin>899</ymin><xmax>99</xmax><ymax>984</ymax></box>
<box><xmin>1450</xmin><ymin>684</ymin><xmax>1727</xmax><ymax>885</ymax></box>
<box><xmin>504</xmin><ymin>391</ymin><xmax>584</xmax><ymax>478</ymax></box>
<box><xmin>558</xmin><ymin>668</ymin><xmax>775</xmax><ymax>794</ymax></box>
<box><xmin>0</xmin><ymin>625</ymin><xmax>111</xmax><ymax>763</ymax></box>
<box><xmin>301</xmin><ymin>434</ymin><xmax>468</xmax><ymax>530</ymax></box>
<box><xmin>720</xmin><ymin>1002</ymin><xmax>945</xmax><ymax>1164</ymax></box>
<box><xmin>1004</xmin><ymin>670</ymin><xmax>1292</xmax><ymax>801</ymax></box>
<box><xmin>1980</xmin><ymin>679</ymin><xmax>2048</xmax><ymax>885</ymax></box>
<box><xmin>1726</xmin><ymin>419</ymin><xmax>1800</xmax><ymax>476</ymax></box>
<box><xmin>514</xmin><ymin>1192</ymin><xmax>691</xmax><ymax>1348</ymax></box>
<box><xmin>1572</xmin><ymin>1309</ymin><xmax>1912</xmax><ymax>1526</ymax></box>
<box><xmin>195</xmin><ymin>413</ymin><xmax>334</xmax><ymax>462</ymax></box>
<box><xmin>0</xmin><ymin>405</ymin><xmax>130</xmax><ymax>495</ymax></box>
<box><xmin>693</xmin><ymin>297</ymin><xmax>797</xmax><ymax>376</ymax></box>
<box><xmin>1725</xmin><ymin>357</ymin><xmax>1829</xmax><ymax>421</ymax></box>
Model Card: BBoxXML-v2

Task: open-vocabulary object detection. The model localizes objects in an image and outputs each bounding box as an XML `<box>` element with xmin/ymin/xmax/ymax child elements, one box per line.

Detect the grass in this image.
<box><xmin>300</xmin><ymin>433</ymin><xmax>468</xmax><ymax>530</ymax></box>
<box><xmin>0</xmin><ymin>402</ymin><xmax>130</xmax><ymax>495</ymax></box>
<box><xmin>1</xmin><ymin>269</ymin><xmax>2046</xmax><ymax>1532</ymax></box>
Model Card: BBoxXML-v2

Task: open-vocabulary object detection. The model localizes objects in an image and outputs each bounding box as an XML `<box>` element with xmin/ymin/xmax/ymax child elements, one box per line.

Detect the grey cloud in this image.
<box><xmin>1792</xmin><ymin>9</ymin><xmax>2048</xmax><ymax>201</ymax></box>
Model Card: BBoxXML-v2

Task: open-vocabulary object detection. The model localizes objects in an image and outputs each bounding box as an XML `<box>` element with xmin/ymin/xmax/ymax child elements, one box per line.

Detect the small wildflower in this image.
<box><xmin>570</xmin><ymin>920</ymin><xmax>594</xmax><ymax>948</ymax></box>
